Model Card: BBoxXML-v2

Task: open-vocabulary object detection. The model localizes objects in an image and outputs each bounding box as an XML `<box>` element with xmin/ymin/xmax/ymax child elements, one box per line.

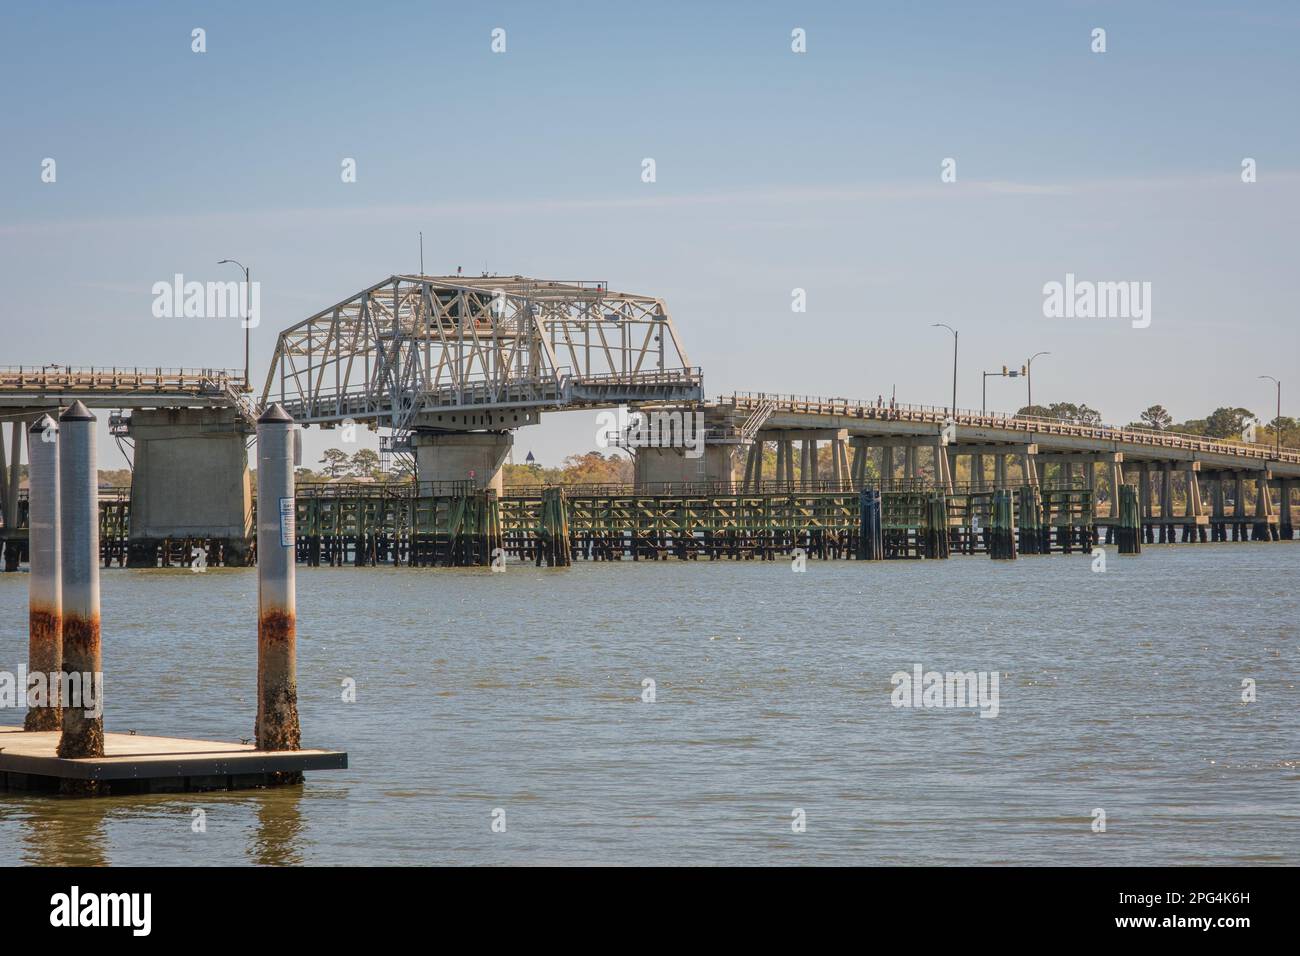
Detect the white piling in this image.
<box><xmin>255</xmin><ymin>404</ymin><xmax>301</xmax><ymax>752</ymax></box>
<box><xmin>56</xmin><ymin>401</ymin><xmax>103</xmax><ymax>761</ymax></box>
<box><xmin>24</xmin><ymin>414</ymin><xmax>61</xmax><ymax>731</ymax></box>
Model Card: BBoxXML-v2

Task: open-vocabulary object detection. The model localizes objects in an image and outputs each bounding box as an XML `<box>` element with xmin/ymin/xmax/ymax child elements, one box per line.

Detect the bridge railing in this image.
<box><xmin>0</xmin><ymin>366</ymin><xmax>244</xmax><ymax>393</ymax></box>
<box><xmin>726</xmin><ymin>391</ymin><xmax>1300</xmax><ymax>465</ymax></box>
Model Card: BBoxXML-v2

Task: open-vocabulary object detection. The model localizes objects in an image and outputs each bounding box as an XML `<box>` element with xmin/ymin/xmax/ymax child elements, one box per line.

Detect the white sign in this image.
<box><xmin>279</xmin><ymin>497</ymin><xmax>295</xmax><ymax>547</ymax></box>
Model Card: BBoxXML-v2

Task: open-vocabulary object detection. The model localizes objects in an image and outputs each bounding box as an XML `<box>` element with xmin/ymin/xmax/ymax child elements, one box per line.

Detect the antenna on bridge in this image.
<box><xmin>418</xmin><ymin>232</ymin><xmax>424</xmax><ymax>275</ymax></box>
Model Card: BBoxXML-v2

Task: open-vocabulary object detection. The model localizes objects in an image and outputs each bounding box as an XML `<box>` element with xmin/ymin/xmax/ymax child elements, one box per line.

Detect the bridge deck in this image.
<box><xmin>0</xmin><ymin>367</ymin><xmax>247</xmax><ymax>409</ymax></box>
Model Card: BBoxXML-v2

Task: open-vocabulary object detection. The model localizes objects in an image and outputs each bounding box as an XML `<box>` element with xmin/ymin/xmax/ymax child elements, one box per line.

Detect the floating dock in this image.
<box><xmin>0</xmin><ymin>726</ymin><xmax>346</xmax><ymax>794</ymax></box>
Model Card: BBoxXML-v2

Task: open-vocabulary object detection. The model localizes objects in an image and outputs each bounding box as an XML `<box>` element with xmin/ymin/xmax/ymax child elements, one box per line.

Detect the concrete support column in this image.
<box><xmin>849</xmin><ymin>437</ymin><xmax>868</xmax><ymax>487</ymax></box>
<box><xmin>1184</xmin><ymin>464</ymin><xmax>1203</xmax><ymax>518</ymax></box>
<box><xmin>971</xmin><ymin>453</ymin><xmax>986</xmax><ymax>491</ymax></box>
<box><xmin>882</xmin><ymin>447</ymin><xmax>896</xmax><ymax>485</ymax></box>
<box><xmin>127</xmin><ymin>407</ymin><xmax>253</xmax><ymax>566</ymax></box>
<box><xmin>414</xmin><ymin>430</ymin><xmax>514</xmax><ymax>494</ymax></box>
<box><xmin>3</xmin><ymin>419</ymin><xmax>23</xmax><ymax>537</ymax></box>
<box><xmin>904</xmin><ymin>443</ymin><xmax>917</xmax><ymax>481</ymax></box>
<box><xmin>1279</xmin><ymin>480</ymin><xmax>1293</xmax><ymax>539</ymax></box>
<box><xmin>995</xmin><ymin>453</ymin><xmax>1008</xmax><ymax>489</ymax></box>
<box><xmin>934</xmin><ymin>438</ymin><xmax>954</xmax><ymax>493</ymax></box>
<box><xmin>742</xmin><ymin>440</ymin><xmax>764</xmax><ymax>492</ymax></box>
<box><xmin>633</xmin><ymin>442</ymin><xmax>735</xmax><ymax>491</ymax></box>
<box><xmin>1021</xmin><ymin>450</ymin><xmax>1039</xmax><ymax>488</ymax></box>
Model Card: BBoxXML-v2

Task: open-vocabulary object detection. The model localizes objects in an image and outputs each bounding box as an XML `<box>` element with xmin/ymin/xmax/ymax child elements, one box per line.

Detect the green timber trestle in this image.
<box><xmin>3</xmin><ymin>480</ymin><xmax>1120</xmax><ymax>569</ymax></box>
<box><xmin>293</xmin><ymin>483</ymin><xmax>502</xmax><ymax>567</ymax></box>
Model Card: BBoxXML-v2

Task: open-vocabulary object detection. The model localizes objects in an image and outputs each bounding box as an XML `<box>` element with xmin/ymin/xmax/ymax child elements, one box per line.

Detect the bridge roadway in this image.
<box><xmin>683</xmin><ymin>391</ymin><xmax>1298</xmax><ymax>539</ymax></box>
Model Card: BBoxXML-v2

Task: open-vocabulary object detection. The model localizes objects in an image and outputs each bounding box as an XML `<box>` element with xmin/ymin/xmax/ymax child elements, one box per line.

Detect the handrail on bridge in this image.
<box><xmin>724</xmin><ymin>391</ymin><xmax>1300</xmax><ymax>464</ymax></box>
<box><xmin>0</xmin><ymin>366</ymin><xmax>244</xmax><ymax>392</ymax></box>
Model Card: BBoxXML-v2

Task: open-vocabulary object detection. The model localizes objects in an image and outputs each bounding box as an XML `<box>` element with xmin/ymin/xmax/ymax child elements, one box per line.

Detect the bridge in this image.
<box><xmin>260</xmin><ymin>274</ymin><xmax>701</xmax><ymax>489</ymax></box>
<box><xmin>1</xmin><ymin>274</ymin><xmax>1296</xmax><ymax>566</ymax></box>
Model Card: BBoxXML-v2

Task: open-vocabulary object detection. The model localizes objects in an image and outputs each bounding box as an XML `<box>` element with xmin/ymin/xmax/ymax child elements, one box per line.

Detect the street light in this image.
<box><xmin>218</xmin><ymin>258</ymin><xmax>251</xmax><ymax>389</ymax></box>
<box><xmin>1026</xmin><ymin>351</ymin><xmax>1050</xmax><ymax>409</ymax></box>
<box><xmin>931</xmin><ymin>323</ymin><xmax>958</xmax><ymax>416</ymax></box>
<box><xmin>1260</xmin><ymin>375</ymin><xmax>1282</xmax><ymax>458</ymax></box>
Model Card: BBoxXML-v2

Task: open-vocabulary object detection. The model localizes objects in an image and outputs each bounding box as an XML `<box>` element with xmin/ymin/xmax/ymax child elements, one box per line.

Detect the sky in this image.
<box><xmin>2</xmin><ymin>0</ymin><xmax>1298</xmax><ymax>470</ymax></box>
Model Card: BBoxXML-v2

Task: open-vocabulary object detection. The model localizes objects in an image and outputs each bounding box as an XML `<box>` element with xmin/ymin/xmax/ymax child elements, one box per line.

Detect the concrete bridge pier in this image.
<box><xmin>1</xmin><ymin>418</ymin><xmax>29</xmax><ymax>571</ymax></box>
<box><xmin>126</xmin><ymin>408</ymin><xmax>254</xmax><ymax>567</ymax></box>
<box><xmin>774</xmin><ymin>437</ymin><xmax>795</xmax><ymax>488</ymax></box>
<box><xmin>633</xmin><ymin>441</ymin><xmax>737</xmax><ymax>490</ymax></box>
<box><xmin>1209</xmin><ymin>472</ymin><xmax>1227</xmax><ymax>541</ymax></box>
<box><xmin>1252</xmin><ymin>471</ymin><xmax>1278</xmax><ymax>541</ymax></box>
<box><xmin>1233</xmin><ymin>474</ymin><xmax>1247</xmax><ymax>540</ymax></box>
<box><xmin>413</xmin><ymin>431</ymin><xmax>514</xmax><ymax>494</ymax></box>
<box><xmin>849</xmin><ymin>436</ymin><xmax>869</xmax><ymax>487</ymax></box>
<box><xmin>1157</xmin><ymin>464</ymin><xmax>1174</xmax><ymax>542</ymax></box>
<box><xmin>1280</xmin><ymin>480</ymin><xmax>1294</xmax><ymax>540</ymax></box>
<box><xmin>1183</xmin><ymin>461</ymin><xmax>1208</xmax><ymax>541</ymax></box>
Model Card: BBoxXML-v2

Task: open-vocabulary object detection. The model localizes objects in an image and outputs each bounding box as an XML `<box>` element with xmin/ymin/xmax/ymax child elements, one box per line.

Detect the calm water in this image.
<box><xmin>1</xmin><ymin>546</ymin><xmax>1296</xmax><ymax>866</ymax></box>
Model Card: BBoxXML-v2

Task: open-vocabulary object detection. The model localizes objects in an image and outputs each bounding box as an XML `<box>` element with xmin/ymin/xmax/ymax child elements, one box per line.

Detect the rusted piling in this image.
<box><xmin>56</xmin><ymin>402</ymin><xmax>104</xmax><ymax>773</ymax></box>
<box><xmin>255</xmin><ymin>405</ymin><xmax>301</xmax><ymax>755</ymax></box>
<box><xmin>24</xmin><ymin>415</ymin><xmax>61</xmax><ymax>731</ymax></box>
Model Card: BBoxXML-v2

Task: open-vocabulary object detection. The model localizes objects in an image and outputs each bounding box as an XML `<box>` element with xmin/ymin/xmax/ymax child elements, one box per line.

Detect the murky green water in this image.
<box><xmin>1</xmin><ymin>545</ymin><xmax>1297</xmax><ymax>865</ymax></box>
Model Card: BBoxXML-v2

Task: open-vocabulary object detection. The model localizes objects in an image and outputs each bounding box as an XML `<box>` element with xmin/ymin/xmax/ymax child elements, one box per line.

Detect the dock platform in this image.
<box><xmin>0</xmin><ymin>726</ymin><xmax>347</xmax><ymax>794</ymax></box>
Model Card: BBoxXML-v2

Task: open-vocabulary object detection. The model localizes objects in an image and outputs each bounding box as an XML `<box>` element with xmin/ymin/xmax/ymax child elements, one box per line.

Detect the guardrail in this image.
<box><xmin>726</xmin><ymin>391</ymin><xmax>1300</xmax><ymax>465</ymax></box>
<box><xmin>0</xmin><ymin>366</ymin><xmax>244</xmax><ymax>393</ymax></box>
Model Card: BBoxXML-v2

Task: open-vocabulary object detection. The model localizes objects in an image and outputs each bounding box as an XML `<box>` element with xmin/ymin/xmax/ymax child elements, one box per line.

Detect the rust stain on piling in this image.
<box><xmin>61</xmin><ymin>612</ymin><xmax>100</xmax><ymax>657</ymax></box>
<box><xmin>56</xmin><ymin>613</ymin><xmax>104</xmax><ymax>759</ymax></box>
<box><xmin>24</xmin><ymin>606</ymin><xmax>63</xmax><ymax>731</ymax></box>
<box><xmin>259</xmin><ymin>608</ymin><xmax>296</xmax><ymax>646</ymax></box>
<box><xmin>257</xmin><ymin>609</ymin><xmax>301</xmax><ymax>754</ymax></box>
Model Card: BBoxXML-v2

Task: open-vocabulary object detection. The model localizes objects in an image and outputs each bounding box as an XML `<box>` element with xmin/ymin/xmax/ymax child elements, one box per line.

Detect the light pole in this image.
<box><xmin>1026</xmin><ymin>351</ymin><xmax>1050</xmax><ymax>410</ymax></box>
<box><xmin>982</xmin><ymin>365</ymin><xmax>1024</xmax><ymax>415</ymax></box>
<box><xmin>932</xmin><ymin>323</ymin><xmax>958</xmax><ymax>416</ymax></box>
<box><xmin>1260</xmin><ymin>375</ymin><xmax>1281</xmax><ymax>458</ymax></box>
<box><xmin>218</xmin><ymin>258</ymin><xmax>251</xmax><ymax>389</ymax></box>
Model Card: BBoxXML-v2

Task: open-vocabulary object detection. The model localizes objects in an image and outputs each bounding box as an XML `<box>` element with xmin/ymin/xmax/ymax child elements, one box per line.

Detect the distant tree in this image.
<box><xmin>1016</xmin><ymin>405</ymin><xmax>1052</xmax><ymax>419</ymax></box>
<box><xmin>386</xmin><ymin>457</ymin><xmax>415</xmax><ymax>481</ymax></box>
<box><xmin>1019</xmin><ymin>403</ymin><xmax>1101</xmax><ymax>425</ymax></box>
<box><xmin>319</xmin><ymin>448</ymin><xmax>351</xmax><ymax>478</ymax></box>
<box><xmin>349</xmin><ymin>448</ymin><xmax>381</xmax><ymax>479</ymax></box>
<box><xmin>1203</xmin><ymin>407</ymin><xmax>1255</xmax><ymax>439</ymax></box>
<box><xmin>1139</xmin><ymin>405</ymin><xmax>1173</xmax><ymax>430</ymax></box>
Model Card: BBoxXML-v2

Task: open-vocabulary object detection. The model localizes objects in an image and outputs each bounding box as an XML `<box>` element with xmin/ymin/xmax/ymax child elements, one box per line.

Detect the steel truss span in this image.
<box><xmin>262</xmin><ymin>275</ymin><xmax>703</xmax><ymax>430</ymax></box>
